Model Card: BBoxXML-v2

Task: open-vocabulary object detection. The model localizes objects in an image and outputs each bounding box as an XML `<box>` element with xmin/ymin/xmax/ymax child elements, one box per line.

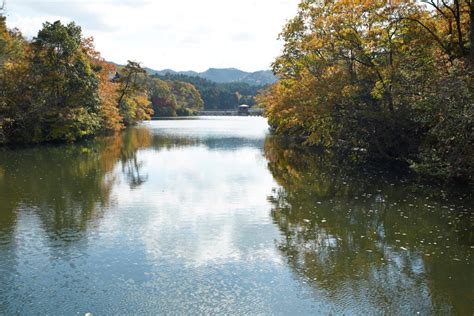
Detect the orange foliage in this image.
<box><xmin>82</xmin><ymin>36</ymin><xmax>123</xmax><ymax>132</ymax></box>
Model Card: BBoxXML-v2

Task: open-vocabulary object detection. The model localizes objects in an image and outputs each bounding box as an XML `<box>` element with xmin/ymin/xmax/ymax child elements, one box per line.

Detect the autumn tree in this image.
<box><xmin>157</xmin><ymin>73</ymin><xmax>262</xmax><ymax>110</ymax></box>
<box><xmin>259</xmin><ymin>0</ymin><xmax>473</xmax><ymax>181</ymax></box>
<box><xmin>24</xmin><ymin>21</ymin><xmax>102</xmax><ymax>142</ymax></box>
<box><xmin>0</xmin><ymin>7</ymin><xmax>9</xmax><ymax>142</ymax></box>
<box><xmin>415</xmin><ymin>1</ymin><xmax>473</xmax><ymax>63</ymax></box>
<box><xmin>168</xmin><ymin>80</ymin><xmax>204</xmax><ymax>116</ymax></box>
<box><xmin>0</xmin><ymin>14</ymin><xmax>153</xmax><ymax>144</ymax></box>
<box><xmin>148</xmin><ymin>78</ymin><xmax>178</xmax><ymax>117</ymax></box>
<box><xmin>82</xmin><ymin>36</ymin><xmax>123</xmax><ymax>132</ymax></box>
<box><xmin>116</xmin><ymin>60</ymin><xmax>153</xmax><ymax>125</ymax></box>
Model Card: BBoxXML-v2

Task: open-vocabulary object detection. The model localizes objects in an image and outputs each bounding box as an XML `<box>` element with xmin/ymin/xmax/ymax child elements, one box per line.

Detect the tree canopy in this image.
<box><xmin>157</xmin><ymin>73</ymin><xmax>265</xmax><ymax>110</ymax></box>
<box><xmin>258</xmin><ymin>0</ymin><xmax>473</xmax><ymax>182</ymax></box>
<box><xmin>0</xmin><ymin>16</ymin><xmax>154</xmax><ymax>144</ymax></box>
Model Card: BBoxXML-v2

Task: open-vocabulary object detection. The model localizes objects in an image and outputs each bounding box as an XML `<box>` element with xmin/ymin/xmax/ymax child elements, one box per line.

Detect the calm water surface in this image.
<box><xmin>0</xmin><ymin>117</ymin><xmax>472</xmax><ymax>314</ymax></box>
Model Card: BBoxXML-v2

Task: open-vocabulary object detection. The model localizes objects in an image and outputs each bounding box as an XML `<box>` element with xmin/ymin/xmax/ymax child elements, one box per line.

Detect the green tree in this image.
<box><xmin>0</xmin><ymin>7</ymin><xmax>33</xmax><ymax>144</ymax></box>
<box><xmin>116</xmin><ymin>60</ymin><xmax>153</xmax><ymax>125</ymax></box>
<box><xmin>26</xmin><ymin>21</ymin><xmax>101</xmax><ymax>142</ymax></box>
<box><xmin>168</xmin><ymin>80</ymin><xmax>203</xmax><ymax>116</ymax></box>
<box><xmin>157</xmin><ymin>73</ymin><xmax>263</xmax><ymax>110</ymax></box>
<box><xmin>258</xmin><ymin>0</ymin><xmax>473</xmax><ymax>181</ymax></box>
<box><xmin>148</xmin><ymin>77</ymin><xmax>178</xmax><ymax>117</ymax></box>
<box><xmin>0</xmin><ymin>12</ymin><xmax>153</xmax><ymax>145</ymax></box>
<box><xmin>0</xmin><ymin>8</ymin><xmax>9</xmax><ymax>143</ymax></box>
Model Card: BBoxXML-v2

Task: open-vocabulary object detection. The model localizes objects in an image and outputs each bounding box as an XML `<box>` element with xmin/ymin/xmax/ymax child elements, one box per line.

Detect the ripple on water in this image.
<box><xmin>0</xmin><ymin>117</ymin><xmax>472</xmax><ymax>314</ymax></box>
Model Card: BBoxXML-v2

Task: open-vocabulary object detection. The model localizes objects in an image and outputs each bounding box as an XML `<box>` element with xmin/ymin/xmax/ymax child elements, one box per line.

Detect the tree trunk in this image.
<box><xmin>470</xmin><ymin>2</ymin><xmax>474</xmax><ymax>65</ymax></box>
<box><xmin>453</xmin><ymin>0</ymin><xmax>465</xmax><ymax>57</ymax></box>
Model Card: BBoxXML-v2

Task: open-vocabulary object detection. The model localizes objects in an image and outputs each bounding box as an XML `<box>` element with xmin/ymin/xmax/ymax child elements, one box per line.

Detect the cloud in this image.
<box><xmin>9</xmin><ymin>0</ymin><xmax>113</xmax><ymax>31</ymax></box>
<box><xmin>231</xmin><ymin>32</ymin><xmax>256</xmax><ymax>43</ymax></box>
<box><xmin>12</xmin><ymin>0</ymin><xmax>151</xmax><ymax>7</ymax></box>
<box><xmin>6</xmin><ymin>0</ymin><xmax>156</xmax><ymax>33</ymax></box>
<box><xmin>4</xmin><ymin>0</ymin><xmax>300</xmax><ymax>71</ymax></box>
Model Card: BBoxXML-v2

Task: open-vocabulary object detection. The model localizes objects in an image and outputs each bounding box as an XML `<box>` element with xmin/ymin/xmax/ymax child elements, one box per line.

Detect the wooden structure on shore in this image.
<box><xmin>238</xmin><ymin>104</ymin><xmax>250</xmax><ymax>115</ymax></box>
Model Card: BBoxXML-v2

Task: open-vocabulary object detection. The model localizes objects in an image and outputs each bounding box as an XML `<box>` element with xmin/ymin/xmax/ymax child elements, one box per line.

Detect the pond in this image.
<box><xmin>0</xmin><ymin>117</ymin><xmax>472</xmax><ymax>314</ymax></box>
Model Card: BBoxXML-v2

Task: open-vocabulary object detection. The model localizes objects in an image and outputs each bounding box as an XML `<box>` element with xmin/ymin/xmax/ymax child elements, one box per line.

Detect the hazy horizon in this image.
<box><xmin>4</xmin><ymin>0</ymin><xmax>299</xmax><ymax>72</ymax></box>
<box><xmin>136</xmin><ymin>66</ymin><xmax>274</xmax><ymax>73</ymax></box>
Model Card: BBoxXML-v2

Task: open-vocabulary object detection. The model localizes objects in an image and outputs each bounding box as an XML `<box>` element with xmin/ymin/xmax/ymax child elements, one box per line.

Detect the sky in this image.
<box><xmin>4</xmin><ymin>0</ymin><xmax>299</xmax><ymax>72</ymax></box>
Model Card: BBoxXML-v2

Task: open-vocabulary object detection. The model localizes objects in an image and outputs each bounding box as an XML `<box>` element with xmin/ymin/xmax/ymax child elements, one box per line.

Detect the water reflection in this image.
<box><xmin>0</xmin><ymin>118</ymin><xmax>291</xmax><ymax>314</ymax></box>
<box><xmin>0</xmin><ymin>128</ymin><xmax>152</xmax><ymax>239</ymax></box>
<box><xmin>264</xmin><ymin>137</ymin><xmax>473</xmax><ymax>314</ymax></box>
<box><xmin>0</xmin><ymin>118</ymin><xmax>472</xmax><ymax>314</ymax></box>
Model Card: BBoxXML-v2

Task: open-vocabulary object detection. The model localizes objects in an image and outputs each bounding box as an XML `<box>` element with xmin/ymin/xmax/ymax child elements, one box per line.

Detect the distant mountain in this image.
<box><xmin>200</xmin><ymin>68</ymin><xmax>248</xmax><ymax>83</ymax></box>
<box><xmin>147</xmin><ymin>68</ymin><xmax>199</xmax><ymax>77</ymax></box>
<box><xmin>147</xmin><ymin>67</ymin><xmax>277</xmax><ymax>86</ymax></box>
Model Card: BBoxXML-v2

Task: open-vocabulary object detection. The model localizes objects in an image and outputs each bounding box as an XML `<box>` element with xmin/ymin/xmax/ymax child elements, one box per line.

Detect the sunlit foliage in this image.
<box><xmin>148</xmin><ymin>77</ymin><xmax>178</xmax><ymax>117</ymax></box>
<box><xmin>158</xmin><ymin>73</ymin><xmax>264</xmax><ymax>110</ymax></box>
<box><xmin>116</xmin><ymin>60</ymin><xmax>154</xmax><ymax>125</ymax></box>
<box><xmin>258</xmin><ymin>0</ymin><xmax>473</xmax><ymax>181</ymax></box>
<box><xmin>0</xmin><ymin>14</ymin><xmax>154</xmax><ymax>144</ymax></box>
<box><xmin>168</xmin><ymin>80</ymin><xmax>204</xmax><ymax>116</ymax></box>
<box><xmin>82</xmin><ymin>37</ymin><xmax>123</xmax><ymax>132</ymax></box>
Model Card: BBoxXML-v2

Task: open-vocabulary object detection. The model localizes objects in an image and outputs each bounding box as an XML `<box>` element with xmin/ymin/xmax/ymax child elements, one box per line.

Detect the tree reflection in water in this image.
<box><xmin>0</xmin><ymin>127</ymin><xmax>153</xmax><ymax>241</ymax></box>
<box><xmin>264</xmin><ymin>136</ymin><xmax>473</xmax><ymax>314</ymax></box>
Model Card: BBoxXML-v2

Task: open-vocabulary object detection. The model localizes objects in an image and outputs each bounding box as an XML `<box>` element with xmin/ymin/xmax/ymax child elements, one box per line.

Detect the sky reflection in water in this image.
<box><xmin>0</xmin><ymin>117</ymin><xmax>472</xmax><ymax>314</ymax></box>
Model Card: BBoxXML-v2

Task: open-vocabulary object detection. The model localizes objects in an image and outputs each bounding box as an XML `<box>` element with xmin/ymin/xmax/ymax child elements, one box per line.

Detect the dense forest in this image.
<box><xmin>257</xmin><ymin>0</ymin><xmax>473</xmax><ymax>182</ymax></box>
<box><xmin>145</xmin><ymin>75</ymin><xmax>204</xmax><ymax>117</ymax></box>
<box><xmin>151</xmin><ymin>67</ymin><xmax>277</xmax><ymax>86</ymax></box>
<box><xmin>156</xmin><ymin>73</ymin><xmax>265</xmax><ymax>110</ymax></box>
<box><xmin>0</xmin><ymin>11</ymin><xmax>155</xmax><ymax>144</ymax></box>
<box><xmin>0</xmin><ymin>4</ymin><xmax>266</xmax><ymax>146</ymax></box>
<box><xmin>0</xmin><ymin>9</ymin><xmax>211</xmax><ymax>144</ymax></box>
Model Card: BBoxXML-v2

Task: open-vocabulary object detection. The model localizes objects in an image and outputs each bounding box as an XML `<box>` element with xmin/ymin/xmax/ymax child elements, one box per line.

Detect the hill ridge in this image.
<box><xmin>146</xmin><ymin>67</ymin><xmax>277</xmax><ymax>86</ymax></box>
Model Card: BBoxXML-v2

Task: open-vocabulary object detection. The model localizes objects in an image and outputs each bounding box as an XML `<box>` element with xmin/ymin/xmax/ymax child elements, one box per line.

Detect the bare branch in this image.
<box><xmin>423</xmin><ymin>0</ymin><xmax>450</xmax><ymax>19</ymax></box>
